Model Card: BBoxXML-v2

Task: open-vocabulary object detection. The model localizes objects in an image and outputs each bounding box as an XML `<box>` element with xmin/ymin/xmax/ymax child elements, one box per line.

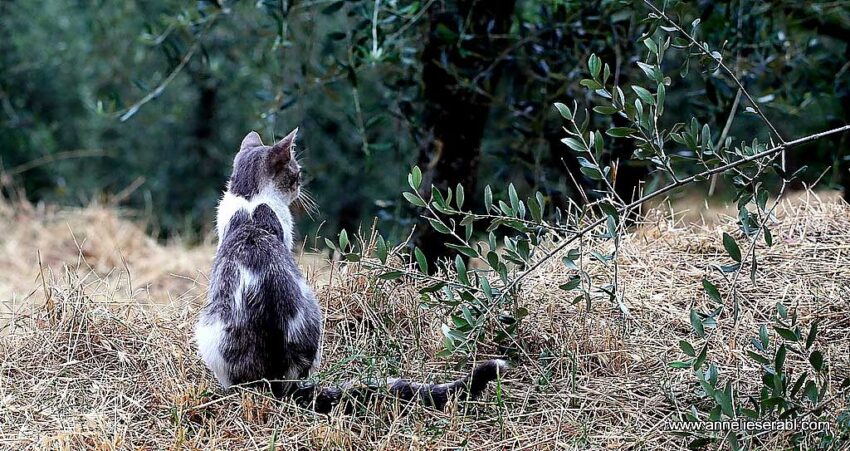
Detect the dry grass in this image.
<box><xmin>0</xmin><ymin>192</ymin><xmax>848</xmax><ymax>450</ymax></box>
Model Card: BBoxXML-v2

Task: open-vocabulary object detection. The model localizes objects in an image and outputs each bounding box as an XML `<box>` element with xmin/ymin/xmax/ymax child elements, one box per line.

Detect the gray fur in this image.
<box><xmin>195</xmin><ymin>128</ymin><xmax>319</xmax><ymax>396</ymax></box>
<box><xmin>196</xmin><ymin>129</ymin><xmax>508</xmax><ymax>412</ymax></box>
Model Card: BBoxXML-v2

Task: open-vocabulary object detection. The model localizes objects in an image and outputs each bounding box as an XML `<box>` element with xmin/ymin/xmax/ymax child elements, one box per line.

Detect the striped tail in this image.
<box><xmin>292</xmin><ymin>359</ymin><xmax>508</xmax><ymax>414</ymax></box>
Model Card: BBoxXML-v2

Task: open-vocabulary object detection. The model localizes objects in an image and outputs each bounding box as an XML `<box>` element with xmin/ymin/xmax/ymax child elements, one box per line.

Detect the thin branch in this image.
<box><xmin>708</xmin><ymin>88</ymin><xmax>742</xmax><ymax>196</ymax></box>
<box><xmin>493</xmin><ymin>124</ymin><xmax>850</xmax><ymax>305</ymax></box>
<box><xmin>116</xmin><ymin>17</ymin><xmax>218</xmax><ymax>122</ymax></box>
<box><xmin>5</xmin><ymin>149</ymin><xmax>109</xmax><ymax>176</ymax></box>
<box><xmin>642</xmin><ymin>0</ymin><xmax>785</xmax><ymax>144</ymax></box>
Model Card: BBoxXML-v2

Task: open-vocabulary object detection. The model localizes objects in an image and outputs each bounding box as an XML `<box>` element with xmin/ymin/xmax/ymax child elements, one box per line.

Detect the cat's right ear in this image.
<box><xmin>240</xmin><ymin>131</ymin><xmax>264</xmax><ymax>151</ymax></box>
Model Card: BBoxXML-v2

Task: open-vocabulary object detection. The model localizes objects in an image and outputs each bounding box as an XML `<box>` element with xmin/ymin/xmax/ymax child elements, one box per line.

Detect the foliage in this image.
<box><xmin>2</xmin><ymin>0</ymin><xmax>849</xmax><ymax>240</ymax></box>
<box><xmin>327</xmin><ymin>1</ymin><xmax>850</xmax><ymax>448</ymax></box>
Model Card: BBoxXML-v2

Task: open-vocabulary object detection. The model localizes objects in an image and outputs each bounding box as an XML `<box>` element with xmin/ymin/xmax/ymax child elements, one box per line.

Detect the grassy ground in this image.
<box><xmin>0</xmin><ymin>192</ymin><xmax>848</xmax><ymax>450</ymax></box>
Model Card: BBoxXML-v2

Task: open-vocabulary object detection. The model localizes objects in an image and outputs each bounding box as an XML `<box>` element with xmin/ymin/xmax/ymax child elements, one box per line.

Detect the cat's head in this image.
<box><xmin>228</xmin><ymin>128</ymin><xmax>302</xmax><ymax>204</ymax></box>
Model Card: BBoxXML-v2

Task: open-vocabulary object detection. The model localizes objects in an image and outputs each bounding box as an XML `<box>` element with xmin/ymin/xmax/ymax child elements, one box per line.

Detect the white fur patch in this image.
<box><xmin>194</xmin><ymin>318</ymin><xmax>231</xmax><ymax>388</ymax></box>
<box><xmin>232</xmin><ymin>264</ymin><xmax>259</xmax><ymax>321</ymax></box>
<box><xmin>216</xmin><ymin>184</ymin><xmax>294</xmax><ymax>249</ymax></box>
<box><xmin>286</xmin><ymin>279</ymin><xmax>313</xmax><ymax>342</ymax></box>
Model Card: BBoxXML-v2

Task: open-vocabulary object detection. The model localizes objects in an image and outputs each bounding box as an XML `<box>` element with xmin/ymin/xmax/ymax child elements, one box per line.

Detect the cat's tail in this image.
<box><xmin>292</xmin><ymin>359</ymin><xmax>509</xmax><ymax>414</ymax></box>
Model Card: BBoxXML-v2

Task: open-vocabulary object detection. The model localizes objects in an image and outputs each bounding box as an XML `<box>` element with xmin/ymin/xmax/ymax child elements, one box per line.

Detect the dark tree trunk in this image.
<box><xmin>415</xmin><ymin>0</ymin><xmax>517</xmax><ymax>263</ymax></box>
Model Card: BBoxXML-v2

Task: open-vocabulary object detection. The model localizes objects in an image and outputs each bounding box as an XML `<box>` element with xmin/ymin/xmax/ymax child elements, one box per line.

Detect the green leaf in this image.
<box><xmin>455</xmin><ymin>183</ymin><xmax>465</xmax><ymax>209</ymax></box>
<box><xmin>806</xmin><ymin>319</ymin><xmax>819</xmax><ymax>349</ymax></box>
<box><xmin>484</xmin><ymin>185</ymin><xmax>493</xmax><ymax>212</ymax></box>
<box><xmin>580</xmin><ymin>166</ymin><xmax>604</xmax><ymax>180</ymax></box>
<box><xmin>455</xmin><ymin>255</ymin><xmax>469</xmax><ymax>286</ymax></box>
<box><xmin>508</xmin><ymin>183</ymin><xmax>519</xmax><ymax>212</ymax></box>
<box><xmin>775</xmin><ymin>327</ymin><xmax>799</xmax><ymax>342</ymax></box>
<box><xmin>747</xmin><ymin>351</ymin><xmax>770</xmax><ymax>365</ymax></box>
<box><xmin>722</xmin><ymin>232</ymin><xmax>742</xmax><ymax>262</ymax></box>
<box><xmin>428</xmin><ymin>218</ymin><xmax>451</xmax><ymax>234</ymax></box>
<box><xmin>791</xmin><ymin>372</ymin><xmax>808</xmax><ymax>397</ymax></box>
<box><xmin>606</xmin><ymin>127</ymin><xmax>637</xmax><ymax>138</ymax></box>
<box><xmin>690</xmin><ymin>309</ymin><xmax>705</xmax><ymax>338</ymax></box>
<box><xmin>403</xmin><ymin>192</ymin><xmax>426</xmax><ymax>207</ymax></box>
<box><xmin>679</xmin><ymin>340</ymin><xmax>695</xmax><ymax>357</ymax></box>
<box><xmin>776</xmin><ymin>302</ymin><xmax>788</xmax><ymax>319</ymax></box>
<box><xmin>809</xmin><ymin>350</ymin><xmax>824</xmax><ymax>372</ymax></box>
<box><xmin>775</xmin><ymin>345</ymin><xmax>787</xmax><ymax>372</ymax></box>
<box><xmin>593</xmin><ymin>106</ymin><xmax>619</xmax><ymax>115</ymax></box>
<box><xmin>561</xmin><ymin>137</ymin><xmax>586</xmax><ymax>152</ymax></box>
<box><xmin>631</xmin><ymin>85</ymin><xmax>655</xmax><ymax>105</ymax></box>
<box><xmin>431</xmin><ymin>186</ymin><xmax>446</xmax><ymax>208</ymax></box>
<box><xmin>656</xmin><ymin>83</ymin><xmax>665</xmax><ymax>115</ymax></box>
<box><xmin>338</xmin><ymin>229</ymin><xmax>350</xmax><ymax>251</ymax></box>
<box><xmin>643</xmin><ymin>38</ymin><xmax>658</xmax><ymax>55</ymax></box>
<box><xmin>378</xmin><ymin>271</ymin><xmax>404</xmax><ymax>280</ymax></box>
<box><xmin>559</xmin><ymin>276</ymin><xmax>581</xmax><ymax>291</ymax></box>
<box><xmin>554</xmin><ymin>102</ymin><xmax>573</xmax><ymax>120</ymax></box>
<box><xmin>804</xmin><ymin>380</ymin><xmax>819</xmax><ymax>404</ymax></box>
<box><xmin>694</xmin><ymin>344</ymin><xmax>708</xmax><ymax>370</ymax></box>
<box><xmin>321</xmin><ymin>0</ymin><xmax>345</xmax><ymax>14</ymax></box>
<box><xmin>588</xmin><ymin>53</ymin><xmax>601</xmax><ymax>79</ymax></box>
<box><xmin>414</xmin><ymin>247</ymin><xmax>428</xmax><ymax>273</ymax></box>
<box><xmin>408</xmin><ymin>166</ymin><xmax>422</xmax><ymax>190</ymax></box>
<box><xmin>324</xmin><ymin>238</ymin><xmax>337</xmax><ymax>251</ymax></box>
<box><xmin>702</xmin><ymin>278</ymin><xmax>722</xmax><ymax>303</ymax></box>
<box><xmin>759</xmin><ymin>324</ymin><xmax>769</xmax><ymax>348</ymax></box>
<box><xmin>446</xmin><ymin>243</ymin><xmax>478</xmax><ymax>258</ymax></box>
<box><xmin>669</xmin><ymin>360</ymin><xmax>693</xmax><ymax>369</ymax></box>
<box><xmin>718</xmin><ymin>381</ymin><xmax>734</xmax><ymax>417</ymax></box>
<box><xmin>375</xmin><ymin>235</ymin><xmax>388</xmax><ymax>264</ymax></box>
<box><xmin>580</xmin><ymin>79</ymin><xmax>603</xmax><ymax>90</ymax></box>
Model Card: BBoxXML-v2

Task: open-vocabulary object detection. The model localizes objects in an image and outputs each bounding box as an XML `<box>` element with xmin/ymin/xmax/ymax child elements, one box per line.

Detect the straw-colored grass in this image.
<box><xmin>0</xmin><ymin>192</ymin><xmax>848</xmax><ymax>450</ymax></box>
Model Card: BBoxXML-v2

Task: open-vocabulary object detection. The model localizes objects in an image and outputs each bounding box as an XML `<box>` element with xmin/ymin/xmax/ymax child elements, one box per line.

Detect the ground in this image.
<box><xmin>0</xmin><ymin>191</ymin><xmax>848</xmax><ymax>450</ymax></box>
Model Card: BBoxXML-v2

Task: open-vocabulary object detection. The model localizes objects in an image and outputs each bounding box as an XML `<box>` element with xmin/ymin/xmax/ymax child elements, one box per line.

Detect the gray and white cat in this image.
<box><xmin>195</xmin><ymin>129</ymin><xmax>507</xmax><ymax>413</ymax></box>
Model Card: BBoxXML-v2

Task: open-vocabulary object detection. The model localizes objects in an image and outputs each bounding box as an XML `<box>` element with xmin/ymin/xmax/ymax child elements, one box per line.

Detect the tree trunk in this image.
<box><xmin>415</xmin><ymin>0</ymin><xmax>517</xmax><ymax>263</ymax></box>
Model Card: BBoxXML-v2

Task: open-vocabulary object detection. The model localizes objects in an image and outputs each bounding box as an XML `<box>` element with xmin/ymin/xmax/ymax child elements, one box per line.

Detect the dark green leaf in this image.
<box><xmin>554</xmin><ymin>102</ymin><xmax>573</xmax><ymax>120</ymax></box>
<box><xmin>690</xmin><ymin>309</ymin><xmax>705</xmax><ymax>338</ymax></box>
<box><xmin>561</xmin><ymin>137</ymin><xmax>586</xmax><ymax>152</ymax></box>
<box><xmin>775</xmin><ymin>327</ymin><xmax>799</xmax><ymax>342</ymax></box>
<box><xmin>414</xmin><ymin>247</ymin><xmax>428</xmax><ymax>273</ymax></box>
<box><xmin>809</xmin><ymin>350</ymin><xmax>824</xmax><ymax>372</ymax></box>
<box><xmin>606</xmin><ymin>127</ymin><xmax>637</xmax><ymax>138</ymax></box>
<box><xmin>806</xmin><ymin>320</ymin><xmax>819</xmax><ymax>349</ymax></box>
<box><xmin>403</xmin><ymin>192</ymin><xmax>426</xmax><ymax>207</ymax></box>
<box><xmin>409</xmin><ymin>166</ymin><xmax>422</xmax><ymax>190</ymax></box>
<box><xmin>669</xmin><ymin>360</ymin><xmax>693</xmax><ymax>368</ymax></box>
<box><xmin>378</xmin><ymin>271</ymin><xmax>404</xmax><ymax>280</ymax></box>
<box><xmin>747</xmin><ymin>351</ymin><xmax>770</xmax><ymax>365</ymax></box>
<box><xmin>631</xmin><ymin>85</ymin><xmax>655</xmax><ymax>105</ymax></box>
<box><xmin>375</xmin><ymin>235</ymin><xmax>388</xmax><ymax>264</ymax></box>
<box><xmin>321</xmin><ymin>0</ymin><xmax>345</xmax><ymax>14</ymax></box>
<box><xmin>702</xmin><ymin>278</ymin><xmax>722</xmax><ymax>303</ymax></box>
<box><xmin>338</xmin><ymin>229</ymin><xmax>349</xmax><ymax>251</ymax></box>
<box><xmin>679</xmin><ymin>340</ymin><xmax>695</xmax><ymax>357</ymax></box>
<box><xmin>446</xmin><ymin>243</ymin><xmax>478</xmax><ymax>258</ymax></box>
<box><xmin>428</xmin><ymin>218</ymin><xmax>451</xmax><ymax>234</ymax></box>
<box><xmin>559</xmin><ymin>276</ymin><xmax>581</xmax><ymax>291</ymax></box>
<box><xmin>455</xmin><ymin>183</ymin><xmax>465</xmax><ymax>209</ymax></box>
<box><xmin>722</xmin><ymin>232</ymin><xmax>742</xmax><ymax>262</ymax></box>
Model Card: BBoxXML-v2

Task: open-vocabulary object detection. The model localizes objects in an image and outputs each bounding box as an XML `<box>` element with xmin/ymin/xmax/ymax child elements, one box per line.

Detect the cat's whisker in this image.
<box><xmin>296</xmin><ymin>189</ymin><xmax>320</xmax><ymax>220</ymax></box>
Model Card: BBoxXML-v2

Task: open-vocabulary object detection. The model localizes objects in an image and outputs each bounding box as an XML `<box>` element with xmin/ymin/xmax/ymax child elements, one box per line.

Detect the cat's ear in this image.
<box><xmin>268</xmin><ymin>127</ymin><xmax>298</xmax><ymax>172</ymax></box>
<box><xmin>240</xmin><ymin>131</ymin><xmax>264</xmax><ymax>151</ymax></box>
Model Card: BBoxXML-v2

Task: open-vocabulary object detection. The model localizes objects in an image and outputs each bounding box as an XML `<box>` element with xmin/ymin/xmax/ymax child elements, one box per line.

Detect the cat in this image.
<box><xmin>194</xmin><ymin>129</ymin><xmax>507</xmax><ymax>413</ymax></box>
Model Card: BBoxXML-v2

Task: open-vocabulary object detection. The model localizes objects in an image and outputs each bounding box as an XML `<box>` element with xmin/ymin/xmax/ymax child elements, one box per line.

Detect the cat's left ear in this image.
<box><xmin>240</xmin><ymin>130</ymin><xmax>264</xmax><ymax>151</ymax></box>
<box><xmin>268</xmin><ymin>127</ymin><xmax>298</xmax><ymax>172</ymax></box>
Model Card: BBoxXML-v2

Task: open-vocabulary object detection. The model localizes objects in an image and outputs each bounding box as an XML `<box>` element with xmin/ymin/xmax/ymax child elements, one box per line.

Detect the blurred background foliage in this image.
<box><xmin>1</xmin><ymin>0</ymin><xmax>848</xmax><ymax>245</ymax></box>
